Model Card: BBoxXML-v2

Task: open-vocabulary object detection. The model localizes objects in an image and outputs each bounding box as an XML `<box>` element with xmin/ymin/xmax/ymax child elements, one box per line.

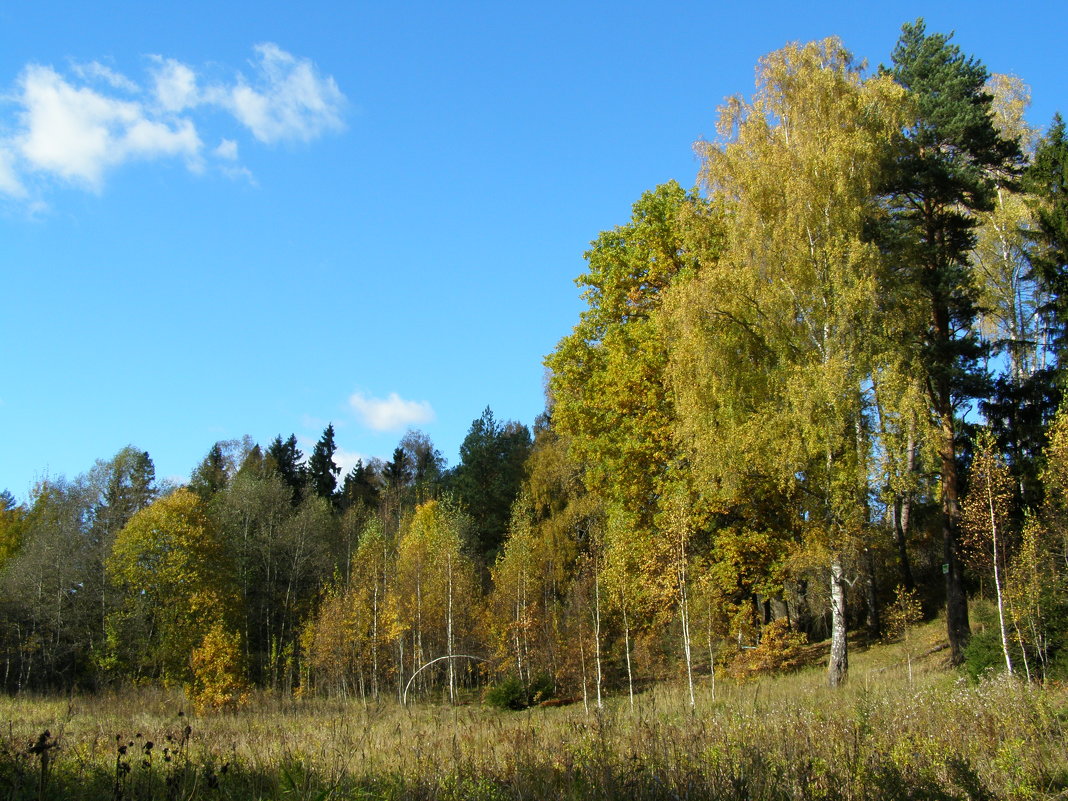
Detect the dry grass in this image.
<box><xmin>2</xmin><ymin>619</ymin><xmax>1067</xmax><ymax>800</ymax></box>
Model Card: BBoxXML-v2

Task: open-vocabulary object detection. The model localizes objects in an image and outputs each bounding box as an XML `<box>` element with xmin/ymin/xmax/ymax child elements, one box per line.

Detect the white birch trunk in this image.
<box><xmin>828</xmin><ymin>553</ymin><xmax>848</xmax><ymax>687</ymax></box>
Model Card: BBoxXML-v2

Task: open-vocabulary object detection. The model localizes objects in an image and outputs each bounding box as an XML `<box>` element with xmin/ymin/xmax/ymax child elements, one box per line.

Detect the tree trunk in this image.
<box><xmin>828</xmin><ymin>554</ymin><xmax>848</xmax><ymax>687</ymax></box>
<box><xmin>941</xmin><ymin>437</ymin><xmax>971</xmax><ymax>665</ymax></box>
<box><xmin>446</xmin><ymin>552</ymin><xmax>455</xmax><ymax>703</ymax></box>
<box><xmin>864</xmin><ymin>548</ymin><xmax>880</xmax><ymax>641</ymax></box>
<box><xmin>679</xmin><ymin>556</ymin><xmax>695</xmax><ymax>710</ymax></box>
<box><xmin>593</xmin><ymin>568</ymin><xmax>603</xmax><ymax>710</ymax></box>
<box><xmin>622</xmin><ymin>604</ymin><xmax>634</xmax><ymax>710</ymax></box>
<box><xmin>932</xmin><ymin>298</ymin><xmax>971</xmax><ymax>665</ymax></box>
<box><xmin>987</xmin><ymin>488</ymin><xmax>1013</xmax><ymax>675</ymax></box>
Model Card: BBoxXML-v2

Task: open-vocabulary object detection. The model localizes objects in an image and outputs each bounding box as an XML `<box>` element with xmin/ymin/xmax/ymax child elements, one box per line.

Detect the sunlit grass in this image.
<box><xmin>2</xmin><ymin>619</ymin><xmax>1067</xmax><ymax>799</ymax></box>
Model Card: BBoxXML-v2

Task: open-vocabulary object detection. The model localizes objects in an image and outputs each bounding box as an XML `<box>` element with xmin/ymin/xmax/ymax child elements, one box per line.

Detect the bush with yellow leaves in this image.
<box><xmin>188</xmin><ymin>622</ymin><xmax>249</xmax><ymax>714</ymax></box>
<box><xmin>729</xmin><ymin>618</ymin><xmax>808</xmax><ymax>680</ymax></box>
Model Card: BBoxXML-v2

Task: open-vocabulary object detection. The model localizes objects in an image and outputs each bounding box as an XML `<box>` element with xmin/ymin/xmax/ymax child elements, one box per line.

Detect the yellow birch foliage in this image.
<box><xmin>668</xmin><ymin>38</ymin><xmax>907</xmax><ymax>512</ymax></box>
<box><xmin>391</xmin><ymin>501</ymin><xmax>478</xmax><ymax>665</ymax></box>
<box><xmin>973</xmin><ymin>75</ymin><xmax>1042</xmax><ymax>378</ymax></box>
<box><xmin>960</xmin><ymin>430</ymin><xmax>1015</xmax><ymax>577</ymax></box>
<box><xmin>107</xmin><ymin>488</ymin><xmax>240</xmax><ymax>683</ymax></box>
<box><xmin>189</xmin><ymin>622</ymin><xmax>249</xmax><ymax>714</ymax></box>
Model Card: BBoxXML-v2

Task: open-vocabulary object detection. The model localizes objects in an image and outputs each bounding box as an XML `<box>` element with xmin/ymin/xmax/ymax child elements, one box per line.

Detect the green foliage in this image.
<box><xmin>963</xmin><ymin>628</ymin><xmax>1020</xmax><ymax>682</ymax></box>
<box><xmin>1026</xmin><ymin>114</ymin><xmax>1068</xmax><ymax>354</ymax></box>
<box><xmin>483</xmin><ymin>673</ymin><xmax>553</xmax><ymax>711</ymax></box>
<box><xmin>339</xmin><ymin>458</ymin><xmax>380</xmax><ymax>511</ymax></box>
<box><xmin>265</xmin><ymin>434</ymin><xmax>305</xmax><ymax>505</ymax></box>
<box><xmin>189</xmin><ymin>442</ymin><xmax>229</xmax><ymax>499</ymax></box>
<box><xmin>450</xmin><ymin>407</ymin><xmax>531</xmax><ymax>559</ymax></box>
<box><xmin>0</xmin><ymin>494</ymin><xmax>24</xmax><ymax>571</ymax></box>
<box><xmin>483</xmin><ymin>675</ymin><xmax>528</xmax><ymax>710</ymax></box>
<box><xmin>882</xmin><ymin>18</ymin><xmax>1024</xmax><ymax>665</ymax></box>
<box><xmin>547</xmin><ymin>182</ymin><xmax>710</xmax><ymax>534</ymax></box>
<box><xmin>306</xmin><ymin>423</ymin><xmax>340</xmax><ymax>503</ymax></box>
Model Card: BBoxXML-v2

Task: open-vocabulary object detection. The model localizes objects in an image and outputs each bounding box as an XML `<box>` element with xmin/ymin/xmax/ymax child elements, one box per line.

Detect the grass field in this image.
<box><xmin>2</xmin><ymin>620</ymin><xmax>1066</xmax><ymax>800</ymax></box>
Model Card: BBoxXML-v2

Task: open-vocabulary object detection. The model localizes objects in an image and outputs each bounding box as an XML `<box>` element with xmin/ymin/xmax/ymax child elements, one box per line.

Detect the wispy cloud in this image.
<box><xmin>349</xmin><ymin>391</ymin><xmax>435</xmax><ymax>432</ymax></box>
<box><xmin>0</xmin><ymin>147</ymin><xmax>25</xmax><ymax>197</ymax></box>
<box><xmin>0</xmin><ymin>44</ymin><xmax>346</xmax><ymax>201</ymax></box>
<box><xmin>222</xmin><ymin>43</ymin><xmax>345</xmax><ymax>144</ymax></box>
<box><xmin>72</xmin><ymin>61</ymin><xmax>140</xmax><ymax>93</ymax></box>
<box><xmin>214</xmin><ymin>138</ymin><xmax>239</xmax><ymax>160</ymax></box>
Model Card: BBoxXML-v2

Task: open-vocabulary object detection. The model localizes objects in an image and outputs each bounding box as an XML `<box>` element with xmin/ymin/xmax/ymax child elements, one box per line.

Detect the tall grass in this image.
<box><xmin>2</xmin><ymin>620</ymin><xmax>1066</xmax><ymax>800</ymax></box>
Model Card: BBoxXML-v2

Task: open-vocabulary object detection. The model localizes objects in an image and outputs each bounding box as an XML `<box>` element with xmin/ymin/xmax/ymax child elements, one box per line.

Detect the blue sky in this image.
<box><xmin>2</xmin><ymin>1</ymin><xmax>1065</xmax><ymax>500</ymax></box>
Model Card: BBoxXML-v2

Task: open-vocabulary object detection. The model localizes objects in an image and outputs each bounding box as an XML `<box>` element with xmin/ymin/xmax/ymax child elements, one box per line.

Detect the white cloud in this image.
<box><xmin>14</xmin><ymin>64</ymin><xmax>201</xmax><ymax>189</ymax></box>
<box><xmin>223</xmin><ymin>43</ymin><xmax>345</xmax><ymax>143</ymax></box>
<box><xmin>0</xmin><ymin>147</ymin><xmax>25</xmax><ymax>197</ymax></box>
<box><xmin>149</xmin><ymin>57</ymin><xmax>198</xmax><ymax>112</ymax></box>
<box><xmin>349</xmin><ymin>391</ymin><xmax>435</xmax><ymax>432</ymax></box>
<box><xmin>334</xmin><ymin>446</ymin><xmax>369</xmax><ymax>479</ymax></box>
<box><xmin>72</xmin><ymin>61</ymin><xmax>139</xmax><ymax>93</ymax></box>
<box><xmin>214</xmin><ymin>138</ymin><xmax>238</xmax><ymax>160</ymax></box>
<box><xmin>1</xmin><ymin>43</ymin><xmax>345</xmax><ymax>201</ymax></box>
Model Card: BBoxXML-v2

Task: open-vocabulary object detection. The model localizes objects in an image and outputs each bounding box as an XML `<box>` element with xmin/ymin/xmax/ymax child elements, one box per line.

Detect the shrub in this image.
<box><xmin>527</xmin><ymin>673</ymin><xmax>554</xmax><ymax>705</ymax></box>
<box><xmin>963</xmin><ymin>628</ymin><xmax>1020</xmax><ymax>682</ymax></box>
<box><xmin>188</xmin><ymin>623</ymin><xmax>249</xmax><ymax>714</ymax></box>
<box><xmin>483</xmin><ymin>675</ymin><xmax>528</xmax><ymax>710</ymax></box>
<box><xmin>729</xmin><ymin>619</ymin><xmax>808</xmax><ymax>680</ymax></box>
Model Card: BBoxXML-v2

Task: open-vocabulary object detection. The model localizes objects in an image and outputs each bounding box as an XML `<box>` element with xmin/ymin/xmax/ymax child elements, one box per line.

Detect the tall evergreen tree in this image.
<box><xmin>307</xmin><ymin>424</ymin><xmax>341</xmax><ymax>504</ymax></box>
<box><xmin>883</xmin><ymin>19</ymin><xmax>1023</xmax><ymax>663</ymax></box>
<box><xmin>266</xmin><ymin>434</ymin><xmax>305</xmax><ymax>505</ymax></box>
<box><xmin>340</xmin><ymin>459</ymin><xmax>380</xmax><ymax>511</ymax></box>
<box><xmin>981</xmin><ymin>114</ymin><xmax>1068</xmax><ymax>508</ymax></box>
<box><xmin>1027</xmin><ymin>115</ymin><xmax>1068</xmax><ymax>347</ymax></box>
<box><xmin>189</xmin><ymin>442</ymin><xmax>230</xmax><ymax>499</ymax></box>
<box><xmin>450</xmin><ymin>407</ymin><xmax>532</xmax><ymax>559</ymax></box>
<box><xmin>382</xmin><ymin>447</ymin><xmax>412</xmax><ymax>491</ymax></box>
<box><xmin>236</xmin><ymin>444</ymin><xmax>266</xmax><ymax>479</ymax></box>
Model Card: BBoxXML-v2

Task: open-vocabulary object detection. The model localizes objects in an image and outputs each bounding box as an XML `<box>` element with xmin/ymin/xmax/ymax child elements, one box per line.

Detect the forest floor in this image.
<box><xmin>1</xmin><ymin>619</ymin><xmax>1066</xmax><ymax>800</ymax></box>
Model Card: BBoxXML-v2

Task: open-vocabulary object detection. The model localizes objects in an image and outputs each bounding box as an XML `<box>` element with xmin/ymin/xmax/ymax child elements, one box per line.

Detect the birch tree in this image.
<box><xmin>667</xmin><ymin>38</ymin><xmax>907</xmax><ymax>686</ymax></box>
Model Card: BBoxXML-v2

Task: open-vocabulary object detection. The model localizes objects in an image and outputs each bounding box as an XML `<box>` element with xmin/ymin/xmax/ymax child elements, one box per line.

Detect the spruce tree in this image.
<box><xmin>340</xmin><ymin>459</ymin><xmax>380</xmax><ymax>511</ymax></box>
<box><xmin>1027</xmin><ymin>114</ymin><xmax>1068</xmax><ymax>362</ymax></box>
<box><xmin>981</xmin><ymin>115</ymin><xmax>1068</xmax><ymax>509</ymax></box>
<box><xmin>266</xmin><ymin>434</ymin><xmax>305</xmax><ymax>505</ymax></box>
<box><xmin>189</xmin><ymin>443</ymin><xmax>229</xmax><ymax>499</ymax></box>
<box><xmin>450</xmin><ymin>407</ymin><xmax>531</xmax><ymax>559</ymax></box>
<box><xmin>308</xmin><ymin>423</ymin><xmax>341</xmax><ymax>504</ymax></box>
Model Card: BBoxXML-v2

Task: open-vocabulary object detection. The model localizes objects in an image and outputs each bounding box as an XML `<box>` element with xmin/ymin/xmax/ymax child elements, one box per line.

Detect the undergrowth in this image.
<box><xmin>1</xmin><ymin>620</ymin><xmax>1066</xmax><ymax>800</ymax></box>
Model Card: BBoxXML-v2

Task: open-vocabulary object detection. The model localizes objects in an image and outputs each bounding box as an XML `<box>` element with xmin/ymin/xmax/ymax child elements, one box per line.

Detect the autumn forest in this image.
<box><xmin>3</xmin><ymin>18</ymin><xmax>1068</xmax><ymax>728</ymax></box>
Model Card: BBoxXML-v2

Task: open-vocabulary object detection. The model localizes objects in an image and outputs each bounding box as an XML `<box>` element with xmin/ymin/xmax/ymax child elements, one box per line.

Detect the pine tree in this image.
<box><xmin>883</xmin><ymin>19</ymin><xmax>1023</xmax><ymax>663</ymax></box>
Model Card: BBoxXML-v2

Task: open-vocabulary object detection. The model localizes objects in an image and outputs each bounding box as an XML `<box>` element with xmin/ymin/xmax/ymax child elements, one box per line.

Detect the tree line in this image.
<box><xmin>2</xmin><ymin>19</ymin><xmax>1067</xmax><ymax>706</ymax></box>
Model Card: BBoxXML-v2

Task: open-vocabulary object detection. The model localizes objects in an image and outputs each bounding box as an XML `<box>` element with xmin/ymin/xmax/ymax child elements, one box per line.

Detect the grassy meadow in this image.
<box><xmin>2</xmin><ymin>620</ymin><xmax>1066</xmax><ymax>800</ymax></box>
